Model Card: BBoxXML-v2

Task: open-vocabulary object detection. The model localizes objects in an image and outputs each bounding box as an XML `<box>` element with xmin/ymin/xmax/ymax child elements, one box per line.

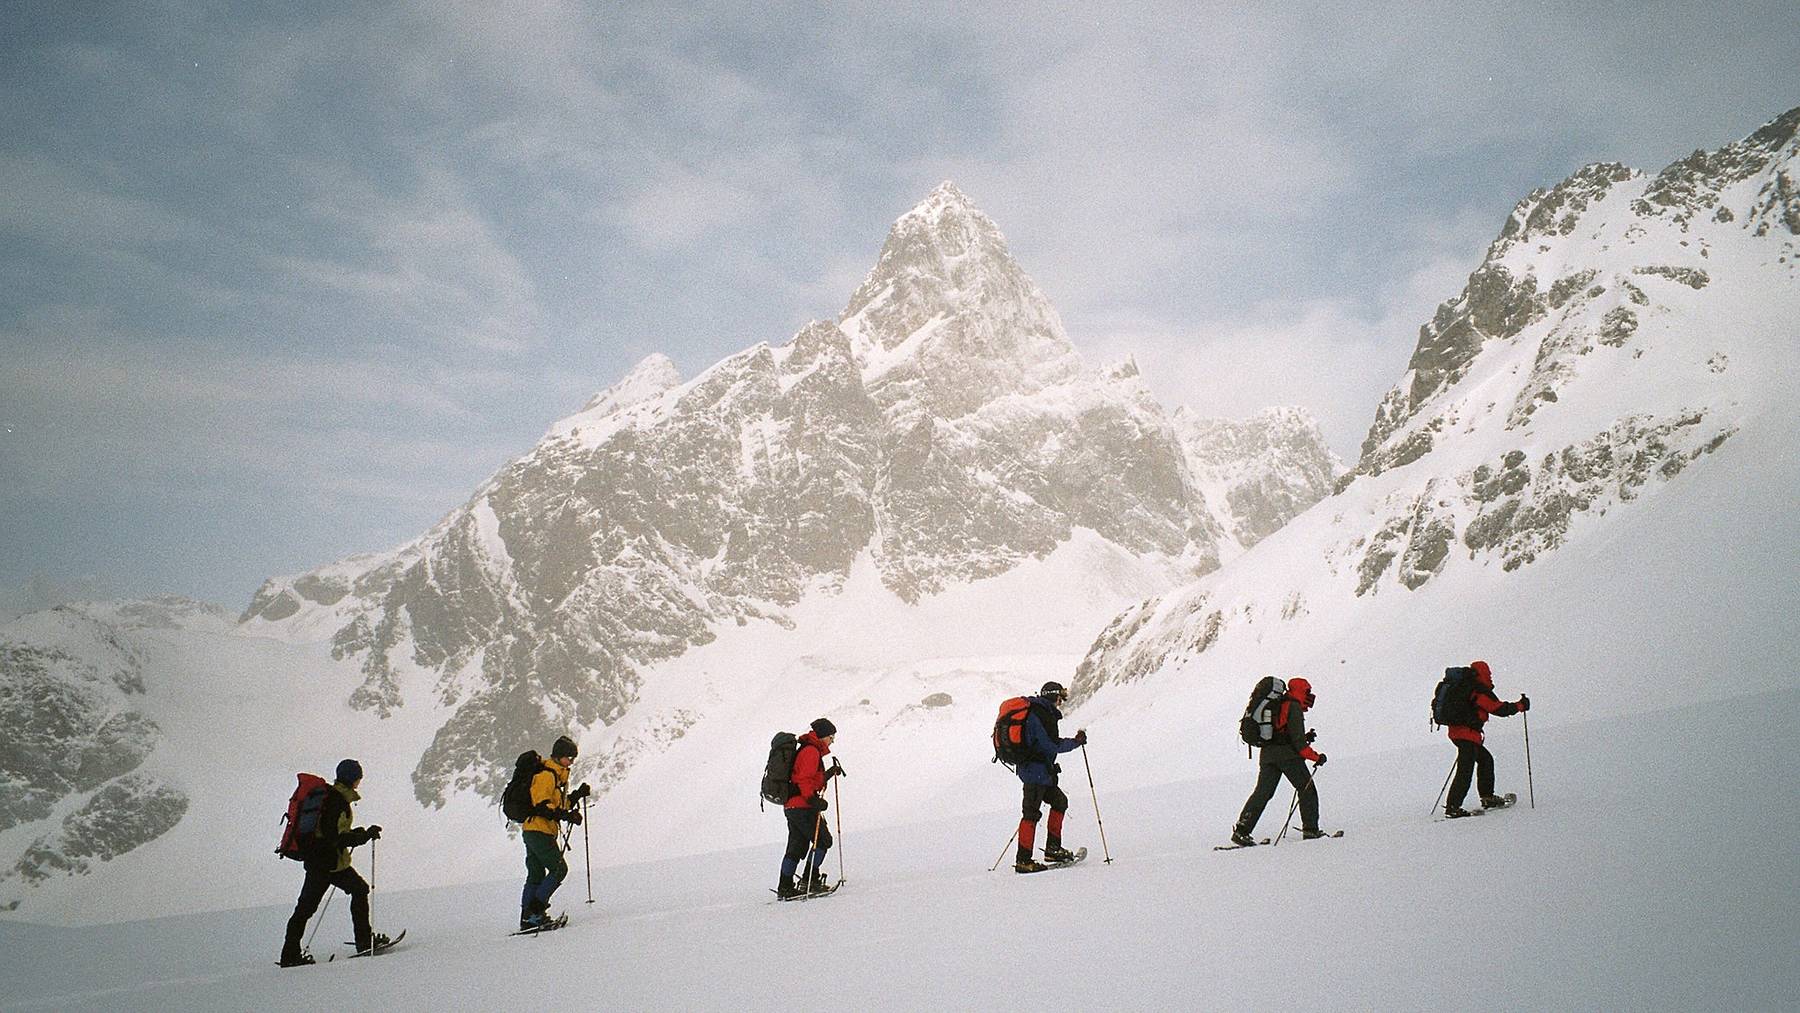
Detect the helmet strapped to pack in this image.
<box><xmin>1239</xmin><ymin>676</ymin><xmax>1289</xmax><ymax>748</ymax></box>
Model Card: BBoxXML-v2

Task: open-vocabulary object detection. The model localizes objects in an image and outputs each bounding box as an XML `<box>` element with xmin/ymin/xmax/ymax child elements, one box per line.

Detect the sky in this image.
<box><xmin>2</xmin><ymin>1</ymin><xmax>1796</xmax><ymax>612</ymax></box>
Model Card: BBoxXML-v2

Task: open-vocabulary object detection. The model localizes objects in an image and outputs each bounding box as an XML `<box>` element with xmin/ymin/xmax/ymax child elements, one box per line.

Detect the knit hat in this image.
<box><xmin>810</xmin><ymin>718</ymin><xmax>837</xmax><ymax>738</ymax></box>
<box><xmin>551</xmin><ymin>735</ymin><xmax>579</xmax><ymax>760</ymax></box>
<box><xmin>336</xmin><ymin>758</ymin><xmax>363</xmax><ymax>785</ymax></box>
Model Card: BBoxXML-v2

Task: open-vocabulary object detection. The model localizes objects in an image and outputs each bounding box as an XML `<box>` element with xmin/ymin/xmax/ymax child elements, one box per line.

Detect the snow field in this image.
<box><xmin>2</xmin><ymin>685</ymin><xmax>1791</xmax><ymax>1011</ymax></box>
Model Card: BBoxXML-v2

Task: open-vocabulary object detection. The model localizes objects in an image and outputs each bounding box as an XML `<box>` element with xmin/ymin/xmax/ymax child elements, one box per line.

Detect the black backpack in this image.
<box><xmin>760</xmin><ymin>732</ymin><xmax>799</xmax><ymax>809</ymax></box>
<box><xmin>502</xmin><ymin>750</ymin><xmax>545</xmax><ymax>823</ymax></box>
<box><xmin>1239</xmin><ymin>676</ymin><xmax>1288</xmax><ymax>746</ymax></box>
<box><xmin>1432</xmin><ymin>667</ymin><xmax>1480</xmax><ymax>728</ymax></box>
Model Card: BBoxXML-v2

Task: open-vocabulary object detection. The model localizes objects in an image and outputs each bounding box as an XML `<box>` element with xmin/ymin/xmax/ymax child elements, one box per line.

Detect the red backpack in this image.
<box><xmin>276</xmin><ymin>773</ymin><xmax>331</xmax><ymax>861</ymax></box>
<box><xmin>992</xmin><ymin>697</ymin><xmax>1035</xmax><ymax>766</ymax></box>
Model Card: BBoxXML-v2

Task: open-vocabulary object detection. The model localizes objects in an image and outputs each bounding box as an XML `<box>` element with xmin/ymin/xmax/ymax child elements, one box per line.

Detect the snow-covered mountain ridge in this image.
<box><xmin>1071</xmin><ymin>107</ymin><xmax>1799</xmax><ymax>747</ymax></box>
<box><xmin>233</xmin><ymin>182</ymin><xmax>1331</xmax><ymax>810</ymax></box>
<box><xmin>1</xmin><ymin>183</ymin><xmax>1337</xmax><ymax>919</ymax></box>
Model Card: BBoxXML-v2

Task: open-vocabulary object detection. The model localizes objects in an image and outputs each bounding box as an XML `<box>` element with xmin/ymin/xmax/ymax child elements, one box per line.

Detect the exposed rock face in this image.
<box><xmin>4</xmin><ymin>774</ymin><xmax>189</xmax><ymax>894</ymax></box>
<box><xmin>0</xmin><ymin>606</ymin><xmax>191</xmax><ymax>909</ymax></box>
<box><xmin>1173</xmin><ymin>407</ymin><xmax>1340</xmax><ymax>548</ymax></box>
<box><xmin>1073</xmin><ymin>106</ymin><xmax>1799</xmax><ymax>705</ymax></box>
<box><xmin>0</xmin><ymin>609</ymin><xmax>158</xmax><ymax>833</ymax></box>
<box><xmin>241</xmin><ymin>182</ymin><xmax>1329</xmax><ymax>807</ymax></box>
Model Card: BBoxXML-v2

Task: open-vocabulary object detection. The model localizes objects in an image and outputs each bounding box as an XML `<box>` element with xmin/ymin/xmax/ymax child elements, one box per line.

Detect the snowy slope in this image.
<box><xmin>1071</xmin><ymin>107</ymin><xmax>1800</xmax><ymax>781</ymax></box>
<box><xmin>1</xmin><ymin>687</ymin><xmax>1792</xmax><ymax>1010</ymax></box>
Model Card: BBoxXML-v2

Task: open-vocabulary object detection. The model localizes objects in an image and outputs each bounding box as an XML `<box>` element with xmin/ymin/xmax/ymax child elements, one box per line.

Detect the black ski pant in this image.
<box><xmin>1018</xmin><ymin>781</ymin><xmax>1070</xmax><ymax>860</ymax></box>
<box><xmin>1446</xmin><ymin>739</ymin><xmax>1495</xmax><ymax>809</ymax></box>
<box><xmin>1235</xmin><ymin>755</ymin><xmax>1319</xmax><ymax>834</ymax></box>
<box><xmin>780</xmin><ymin>806</ymin><xmax>831</xmax><ymax>880</ymax></box>
<box><xmin>283</xmin><ymin>865</ymin><xmax>370</xmax><ymax>959</ymax></box>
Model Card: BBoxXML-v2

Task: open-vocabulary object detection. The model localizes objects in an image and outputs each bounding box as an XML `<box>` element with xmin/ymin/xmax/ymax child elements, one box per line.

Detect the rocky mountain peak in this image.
<box><xmin>580</xmin><ymin>354</ymin><xmax>682</xmax><ymax>415</ymax></box>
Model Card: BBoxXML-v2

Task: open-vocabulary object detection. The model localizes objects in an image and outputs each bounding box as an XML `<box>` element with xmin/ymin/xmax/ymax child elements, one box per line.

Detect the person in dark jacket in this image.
<box><xmin>519</xmin><ymin>736</ymin><xmax>588</xmax><ymax>929</ymax></box>
<box><xmin>1013</xmin><ymin>682</ymin><xmax>1086</xmax><ymax>873</ymax></box>
<box><xmin>1444</xmin><ymin>660</ymin><xmax>1529</xmax><ymax>817</ymax></box>
<box><xmin>777</xmin><ymin>718</ymin><xmax>845</xmax><ymax>898</ymax></box>
<box><xmin>1231</xmin><ymin>678</ymin><xmax>1326</xmax><ymax>846</ymax></box>
<box><xmin>279</xmin><ymin>759</ymin><xmax>388</xmax><ymax>966</ymax></box>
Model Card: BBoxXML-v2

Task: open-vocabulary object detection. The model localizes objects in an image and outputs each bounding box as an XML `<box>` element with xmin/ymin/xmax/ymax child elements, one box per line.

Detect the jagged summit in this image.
<box><xmin>838</xmin><ymin>182</ymin><xmax>1080</xmax><ymax>417</ymax></box>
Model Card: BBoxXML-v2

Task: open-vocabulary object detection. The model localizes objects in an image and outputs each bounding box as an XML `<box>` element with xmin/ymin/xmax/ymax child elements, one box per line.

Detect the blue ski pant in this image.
<box><xmin>522</xmin><ymin>830</ymin><xmax>567</xmax><ymax>912</ymax></box>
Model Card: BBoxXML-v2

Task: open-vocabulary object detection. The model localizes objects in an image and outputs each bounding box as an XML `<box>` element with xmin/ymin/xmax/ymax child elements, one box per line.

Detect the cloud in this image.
<box><xmin>1085</xmin><ymin>249</ymin><xmax>1482</xmax><ymax>459</ymax></box>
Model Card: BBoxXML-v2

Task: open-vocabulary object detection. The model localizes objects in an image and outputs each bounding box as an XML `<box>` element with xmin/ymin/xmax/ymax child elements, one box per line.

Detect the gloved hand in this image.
<box><xmin>367</xmin><ymin>825</ymin><xmax>383</xmax><ymax>841</ymax></box>
<box><xmin>564</xmin><ymin>808</ymin><xmax>583</xmax><ymax>825</ymax></box>
<box><xmin>810</xmin><ymin>796</ymin><xmax>829</xmax><ymax>812</ymax></box>
<box><xmin>570</xmin><ymin>782</ymin><xmax>592</xmax><ymax>802</ymax></box>
<box><xmin>1305</xmin><ymin>730</ymin><xmax>1317</xmax><ymax>743</ymax></box>
<box><xmin>827</xmin><ymin>759</ymin><xmax>846</xmax><ymax>779</ymax></box>
<box><xmin>1517</xmin><ymin>694</ymin><xmax>1530</xmax><ymax>712</ymax></box>
<box><xmin>1074</xmin><ymin>729</ymin><xmax>1088</xmax><ymax>747</ymax></box>
<box><xmin>1052</xmin><ymin>763</ymin><xmax>1062</xmax><ymax>774</ymax></box>
<box><xmin>1313</xmin><ymin>754</ymin><xmax>1328</xmax><ymax>767</ymax></box>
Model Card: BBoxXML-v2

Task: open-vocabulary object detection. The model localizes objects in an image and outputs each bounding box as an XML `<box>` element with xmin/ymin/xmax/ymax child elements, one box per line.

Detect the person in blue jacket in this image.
<box><xmin>1013</xmin><ymin>681</ymin><xmax>1087</xmax><ymax>872</ymax></box>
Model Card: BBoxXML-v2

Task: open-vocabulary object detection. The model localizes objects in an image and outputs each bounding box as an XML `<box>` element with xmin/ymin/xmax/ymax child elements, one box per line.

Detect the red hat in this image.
<box><xmin>1287</xmin><ymin>677</ymin><xmax>1315</xmax><ymax>708</ymax></box>
<box><xmin>1471</xmin><ymin>660</ymin><xmax>1493</xmax><ymax>686</ymax></box>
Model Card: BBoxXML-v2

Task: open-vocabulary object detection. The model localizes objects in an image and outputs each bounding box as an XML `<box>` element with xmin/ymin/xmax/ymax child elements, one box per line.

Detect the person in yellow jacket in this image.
<box><xmin>520</xmin><ymin>736</ymin><xmax>588</xmax><ymax>929</ymax></box>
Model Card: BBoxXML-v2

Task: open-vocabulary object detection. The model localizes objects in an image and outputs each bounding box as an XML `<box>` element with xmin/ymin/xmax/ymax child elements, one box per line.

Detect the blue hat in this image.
<box><xmin>336</xmin><ymin>758</ymin><xmax>364</xmax><ymax>785</ymax></box>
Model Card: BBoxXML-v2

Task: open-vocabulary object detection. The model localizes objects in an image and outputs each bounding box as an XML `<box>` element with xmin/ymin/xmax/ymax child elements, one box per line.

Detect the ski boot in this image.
<box><xmin>1443</xmin><ymin>805</ymin><xmax>1476</xmax><ymax>819</ymax></box>
<box><xmin>278</xmin><ymin>950</ymin><xmax>315</xmax><ymax>968</ymax></box>
<box><xmin>1014</xmin><ymin>858</ymin><xmax>1049</xmax><ymax>873</ymax></box>
<box><xmin>1300</xmin><ymin>828</ymin><xmax>1327</xmax><ymax>840</ymax></box>
<box><xmin>353</xmin><ymin>932</ymin><xmax>394</xmax><ymax>956</ymax></box>
<box><xmin>806</xmin><ymin>870</ymin><xmax>831</xmax><ymax>893</ymax></box>
<box><xmin>1480</xmin><ymin>794</ymin><xmax>1513</xmax><ymax>810</ymax></box>
<box><xmin>1043</xmin><ymin>844</ymin><xmax>1078</xmax><ymax>864</ymax></box>
<box><xmin>776</xmin><ymin>876</ymin><xmax>805</xmax><ymax>899</ymax></box>
<box><xmin>1229</xmin><ymin>827</ymin><xmax>1256</xmax><ymax>847</ymax></box>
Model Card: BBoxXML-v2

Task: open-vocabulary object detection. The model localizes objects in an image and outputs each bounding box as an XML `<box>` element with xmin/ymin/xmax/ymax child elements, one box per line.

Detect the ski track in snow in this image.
<box><xmin>1</xmin><ymin>686</ymin><xmax>1792</xmax><ymax>1011</ymax></box>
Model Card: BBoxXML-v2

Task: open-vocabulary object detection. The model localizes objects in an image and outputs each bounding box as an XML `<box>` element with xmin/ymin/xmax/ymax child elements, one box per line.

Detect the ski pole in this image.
<box><xmin>1272</xmin><ymin>765</ymin><xmax>1318</xmax><ymax>847</ymax></box>
<box><xmin>582</xmin><ymin>795</ymin><xmax>593</xmax><ymax>904</ymax></box>
<box><xmin>370</xmin><ymin>836</ymin><xmax>376</xmax><ymax>892</ymax></box>
<box><xmin>1432</xmin><ymin>755</ymin><xmax>1456</xmax><ymax>814</ymax></box>
<box><xmin>988</xmin><ymin>828</ymin><xmax>1018</xmax><ymax>872</ymax></box>
<box><xmin>1080</xmin><ymin>744</ymin><xmax>1113</xmax><ymax>864</ymax></box>
<box><xmin>803</xmin><ymin>810</ymin><xmax>825</xmax><ymax>895</ymax></box>
<box><xmin>1523</xmin><ymin>709</ymin><xmax>1535</xmax><ymax>809</ymax></box>
<box><xmin>832</xmin><ymin>774</ymin><xmax>845</xmax><ymax>884</ymax></box>
<box><xmin>304</xmin><ymin>886</ymin><xmax>336</xmax><ymax>951</ymax></box>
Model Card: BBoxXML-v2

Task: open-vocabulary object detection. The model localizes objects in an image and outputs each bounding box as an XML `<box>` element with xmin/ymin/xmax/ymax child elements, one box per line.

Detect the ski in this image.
<box><xmin>1016</xmin><ymin>846</ymin><xmax>1089</xmax><ymax>872</ymax></box>
<box><xmin>510</xmin><ymin>914</ymin><xmax>569</xmax><ymax>936</ymax></box>
<box><xmin>1214</xmin><ymin>838</ymin><xmax>1272</xmax><ymax>851</ymax></box>
<box><xmin>772</xmin><ymin>881</ymin><xmax>844</xmax><ymax>902</ymax></box>
<box><xmin>346</xmin><ymin>929</ymin><xmax>407</xmax><ymax>957</ymax></box>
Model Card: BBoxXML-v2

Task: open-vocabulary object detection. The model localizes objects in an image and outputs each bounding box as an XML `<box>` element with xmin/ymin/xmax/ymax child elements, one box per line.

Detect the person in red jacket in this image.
<box><xmin>777</xmin><ymin>718</ymin><xmax>845</xmax><ymax>898</ymax></box>
<box><xmin>1230</xmin><ymin>678</ymin><xmax>1327</xmax><ymax>846</ymax></box>
<box><xmin>1444</xmin><ymin>660</ymin><xmax>1530</xmax><ymax>818</ymax></box>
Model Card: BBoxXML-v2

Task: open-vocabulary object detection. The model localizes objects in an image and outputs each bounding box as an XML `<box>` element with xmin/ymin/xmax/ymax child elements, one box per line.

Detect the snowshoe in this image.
<box><xmin>1481</xmin><ymin>793</ymin><xmax>1517</xmax><ymax>810</ymax></box>
<box><xmin>776</xmin><ymin>878</ymin><xmax>805</xmax><ymax>899</ymax></box>
<box><xmin>1300</xmin><ymin>828</ymin><xmax>1328</xmax><ymax>840</ymax></box>
<box><xmin>1443</xmin><ymin>806</ymin><xmax>1479</xmax><ymax>819</ymax></box>
<box><xmin>1014</xmin><ymin>859</ymin><xmax>1050</xmax><ymax>874</ymax></box>
<box><xmin>1229</xmin><ymin>829</ymin><xmax>1256</xmax><ymax>848</ymax></box>
<box><xmin>277</xmin><ymin>951</ymin><xmax>316</xmax><ymax>968</ymax></box>
<box><xmin>349</xmin><ymin>931</ymin><xmax>404</xmax><ymax>958</ymax></box>
<box><xmin>1043</xmin><ymin>845</ymin><xmax>1078</xmax><ymax>864</ymax></box>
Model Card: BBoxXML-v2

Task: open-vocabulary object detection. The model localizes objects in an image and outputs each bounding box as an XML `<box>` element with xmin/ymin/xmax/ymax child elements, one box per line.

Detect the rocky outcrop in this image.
<box><xmin>242</xmin><ymin>183</ymin><xmax>1319</xmax><ymax>808</ymax></box>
